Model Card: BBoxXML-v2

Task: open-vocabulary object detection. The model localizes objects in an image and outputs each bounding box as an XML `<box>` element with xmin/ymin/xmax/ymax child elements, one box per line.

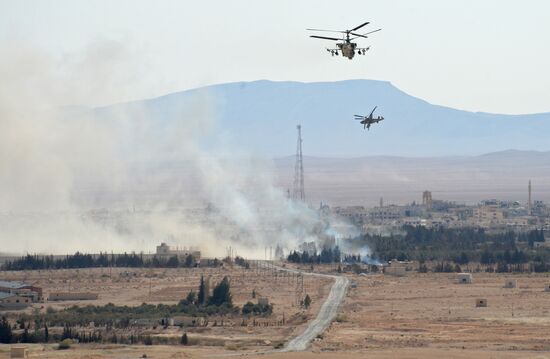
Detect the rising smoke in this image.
<box><xmin>0</xmin><ymin>39</ymin><xmax>361</xmax><ymax>258</ymax></box>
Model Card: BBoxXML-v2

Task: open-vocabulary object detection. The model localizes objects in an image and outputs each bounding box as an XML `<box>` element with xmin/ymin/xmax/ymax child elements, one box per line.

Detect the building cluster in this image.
<box><xmin>0</xmin><ymin>280</ymin><xmax>104</xmax><ymax>311</ymax></box>
<box><xmin>331</xmin><ymin>183</ymin><xmax>550</xmax><ymax>234</ymax></box>
<box><xmin>0</xmin><ymin>281</ymin><xmax>43</xmax><ymax>310</ymax></box>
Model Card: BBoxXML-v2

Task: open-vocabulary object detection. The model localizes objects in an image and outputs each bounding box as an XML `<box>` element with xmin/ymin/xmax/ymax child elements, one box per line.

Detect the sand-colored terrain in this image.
<box><xmin>0</xmin><ymin>265</ymin><xmax>332</xmax><ymax>353</ymax></box>
<box><xmin>317</xmin><ymin>271</ymin><xmax>550</xmax><ymax>357</ymax></box>
<box><xmin>3</xmin><ymin>269</ymin><xmax>550</xmax><ymax>358</ymax></box>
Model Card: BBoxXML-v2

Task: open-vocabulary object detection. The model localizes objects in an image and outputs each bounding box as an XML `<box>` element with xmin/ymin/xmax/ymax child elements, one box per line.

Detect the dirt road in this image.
<box><xmin>280</xmin><ymin>268</ymin><xmax>349</xmax><ymax>351</ymax></box>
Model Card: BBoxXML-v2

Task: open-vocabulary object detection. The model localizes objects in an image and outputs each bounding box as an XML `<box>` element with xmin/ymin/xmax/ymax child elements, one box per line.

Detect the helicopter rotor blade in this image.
<box><xmin>310</xmin><ymin>35</ymin><xmax>340</xmax><ymax>41</ymax></box>
<box><xmin>361</xmin><ymin>28</ymin><xmax>382</xmax><ymax>36</ymax></box>
<box><xmin>370</xmin><ymin>106</ymin><xmax>377</xmax><ymax>116</ymax></box>
<box><xmin>306</xmin><ymin>28</ymin><xmax>346</xmax><ymax>33</ymax></box>
<box><xmin>351</xmin><ymin>21</ymin><xmax>370</xmax><ymax>32</ymax></box>
<box><xmin>350</xmin><ymin>32</ymin><xmax>369</xmax><ymax>39</ymax></box>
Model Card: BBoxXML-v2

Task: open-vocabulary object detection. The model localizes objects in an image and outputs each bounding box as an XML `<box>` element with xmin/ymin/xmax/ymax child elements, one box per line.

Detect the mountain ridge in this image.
<box><xmin>94</xmin><ymin>79</ymin><xmax>550</xmax><ymax>157</ymax></box>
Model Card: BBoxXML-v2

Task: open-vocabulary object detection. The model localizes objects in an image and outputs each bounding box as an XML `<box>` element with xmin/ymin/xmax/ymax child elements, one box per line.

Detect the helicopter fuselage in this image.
<box><xmin>337</xmin><ymin>42</ymin><xmax>357</xmax><ymax>60</ymax></box>
<box><xmin>308</xmin><ymin>21</ymin><xmax>380</xmax><ymax>60</ymax></box>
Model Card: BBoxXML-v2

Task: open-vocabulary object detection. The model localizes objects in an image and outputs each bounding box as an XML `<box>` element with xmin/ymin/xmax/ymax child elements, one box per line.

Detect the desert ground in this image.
<box><xmin>0</xmin><ymin>264</ymin><xmax>332</xmax><ymax>353</ymax></box>
<box><xmin>3</xmin><ymin>268</ymin><xmax>550</xmax><ymax>358</ymax></box>
<box><xmin>317</xmin><ymin>271</ymin><xmax>550</xmax><ymax>358</ymax></box>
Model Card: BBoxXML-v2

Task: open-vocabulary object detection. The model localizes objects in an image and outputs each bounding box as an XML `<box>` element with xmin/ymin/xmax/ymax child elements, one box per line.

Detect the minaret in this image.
<box><xmin>379</xmin><ymin>197</ymin><xmax>384</xmax><ymax>208</ymax></box>
<box><xmin>528</xmin><ymin>180</ymin><xmax>532</xmax><ymax>215</ymax></box>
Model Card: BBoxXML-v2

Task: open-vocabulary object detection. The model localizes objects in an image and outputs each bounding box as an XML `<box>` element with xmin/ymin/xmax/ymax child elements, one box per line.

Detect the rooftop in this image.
<box><xmin>0</xmin><ymin>292</ymin><xmax>15</xmax><ymax>299</ymax></box>
<box><xmin>0</xmin><ymin>281</ymin><xmax>29</xmax><ymax>289</ymax></box>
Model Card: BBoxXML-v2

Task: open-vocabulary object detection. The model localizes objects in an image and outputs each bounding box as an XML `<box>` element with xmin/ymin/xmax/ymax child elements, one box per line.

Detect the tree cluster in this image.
<box><xmin>287</xmin><ymin>246</ymin><xmax>342</xmax><ymax>264</ymax></box>
<box><xmin>241</xmin><ymin>301</ymin><xmax>273</xmax><ymax>316</ymax></box>
<box><xmin>2</xmin><ymin>252</ymin><xmax>198</xmax><ymax>271</ymax></box>
<box><xmin>359</xmin><ymin>227</ymin><xmax>550</xmax><ymax>269</ymax></box>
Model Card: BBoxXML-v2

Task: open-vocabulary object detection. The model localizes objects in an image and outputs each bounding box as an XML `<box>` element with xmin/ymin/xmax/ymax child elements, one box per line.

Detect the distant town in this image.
<box><xmin>332</xmin><ymin>181</ymin><xmax>549</xmax><ymax>235</ymax></box>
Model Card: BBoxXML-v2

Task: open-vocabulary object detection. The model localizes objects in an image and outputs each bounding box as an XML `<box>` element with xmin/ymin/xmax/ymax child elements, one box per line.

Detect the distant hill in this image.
<box><xmin>96</xmin><ymin>79</ymin><xmax>550</xmax><ymax>157</ymax></box>
<box><xmin>70</xmin><ymin>149</ymin><xmax>550</xmax><ymax>208</ymax></box>
<box><xmin>272</xmin><ymin>150</ymin><xmax>550</xmax><ymax>206</ymax></box>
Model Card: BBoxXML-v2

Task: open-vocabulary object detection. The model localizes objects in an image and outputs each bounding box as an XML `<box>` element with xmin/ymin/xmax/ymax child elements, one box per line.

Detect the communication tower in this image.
<box><xmin>293</xmin><ymin>125</ymin><xmax>305</xmax><ymax>201</ymax></box>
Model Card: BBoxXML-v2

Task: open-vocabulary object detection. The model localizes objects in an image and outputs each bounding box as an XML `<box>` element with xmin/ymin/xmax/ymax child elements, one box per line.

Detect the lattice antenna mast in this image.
<box><xmin>293</xmin><ymin>125</ymin><xmax>305</xmax><ymax>201</ymax></box>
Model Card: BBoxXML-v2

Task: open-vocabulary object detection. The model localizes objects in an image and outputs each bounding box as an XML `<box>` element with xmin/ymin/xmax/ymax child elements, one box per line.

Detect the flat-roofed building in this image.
<box><xmin>473</xmin><ymin>206</ymin><xmax>504</xmax><ymax>226</ymax></box>
<box><xmin>0</xmin><ymin>292</ymin><xmax>32</xmax><ymax>310</ymax></box>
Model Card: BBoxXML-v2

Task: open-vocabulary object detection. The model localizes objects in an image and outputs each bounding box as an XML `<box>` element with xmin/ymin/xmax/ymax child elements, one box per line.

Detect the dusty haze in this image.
<box><xmin>0</xmin><ymin>40</ymin><xmax>357</xmax><ymax>257</ymax></box>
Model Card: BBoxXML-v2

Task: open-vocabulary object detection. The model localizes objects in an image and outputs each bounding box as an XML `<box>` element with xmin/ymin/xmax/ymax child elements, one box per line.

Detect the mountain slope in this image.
<box><xmin>96</xmin><ymin>79</ymin><xmax>550</xmax><ymax>157</ymax></box>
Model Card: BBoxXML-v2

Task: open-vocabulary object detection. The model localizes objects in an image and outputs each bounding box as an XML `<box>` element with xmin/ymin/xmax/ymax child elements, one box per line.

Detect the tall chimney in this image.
<box><xmin>527</xmin><ymin>180</ymin><xmax>533</xmax><ymax>215</ymax></box>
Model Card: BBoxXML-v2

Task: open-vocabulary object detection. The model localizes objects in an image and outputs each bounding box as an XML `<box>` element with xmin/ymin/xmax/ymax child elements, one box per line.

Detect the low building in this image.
<box><xmin>0</xmin><ymin>292</ymin><xmax>32</xmax><ymax>310</ymax></box>
<box><xmin>370</xmin><ymin>206</ymin><xmax>404</xmax><ymax>222</ymax></box>
<box><xmin>476</xmin><ymin>298</ymin><xmax>488</xmax><ymax>307</ymax></box>
<box><xmin>504</xmin><ymin>279</ymin><xmax>517</xmax><ymax>288</ymax></box>
<box><xmin>457</xmin><ymin>273</ymin><xmax>473</xmax><ymax>284</ymax></box>
<box><xmin>156</xmin><ymin>242</ymin><xmax>201</xmax><ymax>261</ymax></box>
<box><xmin>384</xmin><ymin>260</ymin><xmax>411</xmax><ymax>276</ymax></box>
<box><xmin>10</xmin><ymin>346</ymin><xmax>28</xmax><ymax>358</ymax></box>
<box><xmin>170</xmin><ymin>316</ymin><xmax>207</xmax><ymax>327</ymax></box>
<box><xmin>48</xmin><ymin>292</ymin><xmax>99</xmax><ymax>301</ymax></box>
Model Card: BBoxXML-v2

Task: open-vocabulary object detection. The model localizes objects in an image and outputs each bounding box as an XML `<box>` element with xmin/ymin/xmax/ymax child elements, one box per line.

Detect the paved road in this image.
<box><xmin>280</xmin><ymin>269</ymin><xmax>350</xmax><ymax>352</ymax></box>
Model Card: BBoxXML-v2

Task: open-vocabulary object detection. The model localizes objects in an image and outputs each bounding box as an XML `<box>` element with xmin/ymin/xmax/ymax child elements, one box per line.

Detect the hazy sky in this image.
<box><xmin>1</xmin><ymin>0</ymin><xmax>549</xmax><ymax>114</ymax></box>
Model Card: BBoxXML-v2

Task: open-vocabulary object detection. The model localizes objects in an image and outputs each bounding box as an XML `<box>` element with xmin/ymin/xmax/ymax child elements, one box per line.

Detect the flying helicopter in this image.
<box><xmin>307</xmin><ymin>21</ymin><xmax>381</xmax><ymax>60</ymax></box>
<box><xmin>354</xmin><ymin>106</ymin><xmax>384</xmax><ymax>130</ymax></box>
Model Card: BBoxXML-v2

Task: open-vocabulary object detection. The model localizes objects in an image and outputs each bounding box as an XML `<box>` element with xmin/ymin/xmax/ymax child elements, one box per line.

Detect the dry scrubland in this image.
<box><xmin>3</xmin><ymin>269</ymin><xmax>550</xmax><ymax>358</ymax></box>
<box><xmin>317</xmin><ymin>271</ymin><xmax>550</xmax><ymax>358</ymax></box>
<box><xmin>0</xmin><ymin>266</ymin><xmax>332</xmax><ymax>354</ymax></box>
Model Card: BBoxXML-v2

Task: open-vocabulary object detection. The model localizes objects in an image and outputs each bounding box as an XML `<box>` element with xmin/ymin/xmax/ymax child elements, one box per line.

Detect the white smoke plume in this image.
<box><xmin>0</xmin><ymin>39</ymin><xmax>358</xmax><ymax>258</ymax></box>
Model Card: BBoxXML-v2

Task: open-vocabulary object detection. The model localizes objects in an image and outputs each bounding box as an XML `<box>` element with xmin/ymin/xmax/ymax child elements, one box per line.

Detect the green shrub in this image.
<box><xmin>58</xmin><ymin>339</ymin><xmax>72</xmax><ymax>350</ymax></box>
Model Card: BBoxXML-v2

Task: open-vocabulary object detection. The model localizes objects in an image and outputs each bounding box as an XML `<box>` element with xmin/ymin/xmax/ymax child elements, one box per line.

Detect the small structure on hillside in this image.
<box><xmin>120</xmin><ymin>271</ymin><xmax>137</xmax><ymax>278</ymax></box>
<box><xmin>476</xmin><ymin>298</ymin><xmax>488</xmax><ymax>307</ymax></box>
<box><xmin>10</xmin><ymin>346</ymin><xmax>28</xmax><ymax>358</ymax></box>
<box><xmin>170</xmin><ymin>316</ymin><xmax>207</xmax><ymax>327</ymax></box>
<box><xmin>384</xmin><ymin>259</ymin><xmax>410</xmax><ymax>276</ymax></box>
<box><xmin>457</xmin><ymin>273</ymin><xmax>473</xmax><ymax>284</ymax></box>
<box><xmin>545</xmin><ymin>284</ymin><xmax>550</xmax><ymax>292</ymax></box>
<box><xmin>504</xmin><ymin>279</ymin><xmax>517</xmax><ymax>288</ymax></box>
<box><xmin>258</xmin><ymin>297</ymin><xmax>269</xmax><ymax>306</ymax></box>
